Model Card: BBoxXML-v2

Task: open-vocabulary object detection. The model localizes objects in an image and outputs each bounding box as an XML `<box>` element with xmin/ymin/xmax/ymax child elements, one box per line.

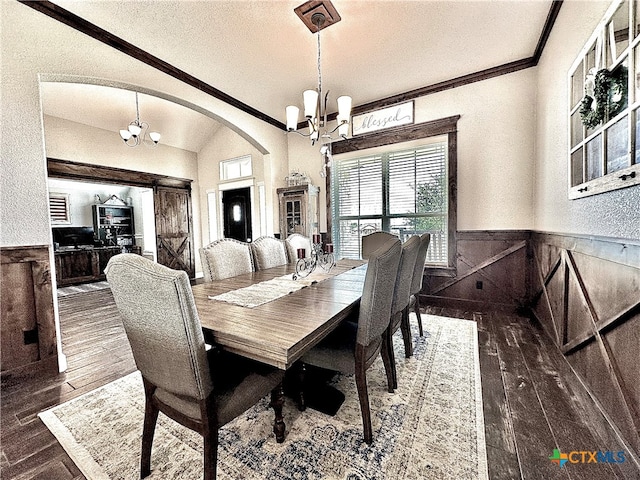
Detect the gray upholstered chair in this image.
<box><xmin>105</xmin><ymin>254</ymin><xmax>285</xmax><ymax>480</ymax></box>
<box><xmin>284</xmin><ymin>233</ymin><xmax>313</xmax><ymax>263</ymax></box>
<box><xmin>250</xmin><ymin>236</ymin><xmax>288</xmax><ymax>270</ymax></box>
<box><xmin>199</xmin><ymin>238</ymin><xmax>254</xmax><ymax>282</ymax></box>
<box><xmin>299</xmin><ymin>236</ymin><xmax>401</xmax><ymax>444</ymax></box>
<box><xmin>388</xmin><ymin>235</ymin><xmax>421</xmax><ymax>389</ymax></box>
<box><xmin>409</xmin><ymin>233</ymin><xmax>431</xmax><ymax>336</ymax></box>
<box><xmin>361</xmin><ymin>231</ymin><xmax>398</xmax><ymax>259</ymax></box>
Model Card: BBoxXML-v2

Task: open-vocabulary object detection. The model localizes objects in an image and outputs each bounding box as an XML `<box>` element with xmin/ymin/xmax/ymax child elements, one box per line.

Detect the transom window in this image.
<box><xmin>332</xmin><ymin>137</ymin><xmax>448</xmax><ymax>264</ymax></box>
<box><xmin>220</xmin><ymin>155</ymin><xmax>252</xmax><ymax>181</ymax></box>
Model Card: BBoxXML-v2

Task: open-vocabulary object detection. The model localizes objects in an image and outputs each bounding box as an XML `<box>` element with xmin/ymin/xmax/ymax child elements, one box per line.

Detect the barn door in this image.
<box><xmin>154</xmin><ymin>185</ymin><xmax>195</xmax><ymax>278</ymax></box>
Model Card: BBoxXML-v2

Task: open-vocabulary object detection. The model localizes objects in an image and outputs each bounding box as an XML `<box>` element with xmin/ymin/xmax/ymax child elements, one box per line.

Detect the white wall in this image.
<box><xmin>44</xmin><ymin>115</ymin><xmax>199</xmax><ymax>180</ymax></box>
<box><xmin>288</xmin><ymin>68</ymin><xmax>537</xmax><ymax>233</ymax></box>
<box><xmin>1</xmin><ymin>1</ymin><xmax>289</xmax><ymax>251</ymax></box>
<box><xmin>535</xmin><ymin>0</ymin><xmax>640</xmax><ymax>239</ymax></box>
<box><xmin>197</xmin><ymin>126</ymin><xmax>276</xmax><ymax>251</ymax></box>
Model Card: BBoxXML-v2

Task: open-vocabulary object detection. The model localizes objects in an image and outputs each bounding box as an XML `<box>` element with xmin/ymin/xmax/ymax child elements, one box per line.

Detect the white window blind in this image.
<box><xmin>49</xmin><ymin>193</ymin><xmax>71</xmax><ymax>224</ymax></box>
<box><xmin>332</xmin><ymin>141</ymin><xmax>448</xmax><ymax>264</ymax></box>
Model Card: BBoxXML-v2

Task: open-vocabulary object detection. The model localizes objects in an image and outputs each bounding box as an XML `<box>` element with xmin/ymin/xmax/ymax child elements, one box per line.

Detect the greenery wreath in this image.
<box><xmin>579</xmin><ymin>66</ymin><xmax>628</xmax><ymax>129</ymax></box>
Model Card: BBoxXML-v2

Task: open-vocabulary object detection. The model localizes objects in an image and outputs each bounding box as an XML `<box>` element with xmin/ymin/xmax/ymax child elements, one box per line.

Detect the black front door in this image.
<box><xmin>222</xmin><ymin>187</ymin><xmax>252</xmax><ymax>242</ymax></box>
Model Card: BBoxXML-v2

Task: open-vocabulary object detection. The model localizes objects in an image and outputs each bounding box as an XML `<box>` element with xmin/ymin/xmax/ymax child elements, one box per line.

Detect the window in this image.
<box><xmin>220</xmin><ymin>155</ymin><xmax>252</xmax><ymax>181</ymax></box>
<box><xmin>49</xmin><ymin>193</ymin><xmax>70</xmax><ymax>224</ymax></box>
<box><xmin>568</xmin><ymin>0</ymin><xmax>640</xmax><ymax>198</ymax></box>
<box><xmin>332</xmin><ymin>137</ymin><xmax>449</xmax><ymax>265</ymax></box>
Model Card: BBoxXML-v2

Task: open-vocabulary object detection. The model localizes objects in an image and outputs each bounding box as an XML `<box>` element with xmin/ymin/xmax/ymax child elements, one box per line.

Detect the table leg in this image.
<box><xmin>270</xmin><ymin>383</ymin><xmax>286</xmax><ymax>443</ymax></box>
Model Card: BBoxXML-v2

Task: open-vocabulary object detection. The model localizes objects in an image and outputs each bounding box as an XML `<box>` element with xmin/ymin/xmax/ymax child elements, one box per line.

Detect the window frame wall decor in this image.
<box><xmin>568</xmin><ymin>0</ymin><xmax>640</xmax><ymax>199</ymax></box>
<box><xmin>329</xmin><ymin>115</ymin><xmax>459</xmax><ymax>275</ymax></box>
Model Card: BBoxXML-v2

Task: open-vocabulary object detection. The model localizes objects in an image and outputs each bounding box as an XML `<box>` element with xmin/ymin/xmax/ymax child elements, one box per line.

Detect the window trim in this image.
<box><xmin>328</xmin><ymin>115</ymin><xmax>459</xmax><ymax>275</ymax></box>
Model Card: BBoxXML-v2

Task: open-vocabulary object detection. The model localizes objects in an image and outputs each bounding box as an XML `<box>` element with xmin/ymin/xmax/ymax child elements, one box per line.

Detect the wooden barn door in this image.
<box><xmin>154</xmin><ymin>185</ymin><xmax>195</xmax><ymax>278</ymax></box>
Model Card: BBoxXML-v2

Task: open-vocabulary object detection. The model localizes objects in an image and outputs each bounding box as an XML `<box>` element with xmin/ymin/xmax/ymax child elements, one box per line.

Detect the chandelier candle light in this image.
<box><xmin>286</xmin><ymin>0</ymin><xmax>352</xmax><ymax>146</ymax></box>
<box><xmin>119</xmin><ymin>92</ymin><xmax>161</xmax><ymax>147</ymax></box>
<box><xmin>293</xmin><ymin>233</ymin><xmax>335</xmax><ymax>280</ymax></box>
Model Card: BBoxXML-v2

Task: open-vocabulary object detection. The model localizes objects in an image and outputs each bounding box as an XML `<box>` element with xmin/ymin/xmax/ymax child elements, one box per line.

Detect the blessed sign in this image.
<box><xmin>351</xmin><ymin>101</ymin><xmax>414</xmax><ymax>136</ymax></box>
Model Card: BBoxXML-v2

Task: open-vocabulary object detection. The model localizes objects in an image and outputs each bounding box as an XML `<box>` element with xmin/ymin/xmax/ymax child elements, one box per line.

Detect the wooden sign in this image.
<box><xmin>351</xmin><ymin>101</ymin><xmax>414</xmax><ymax>136</ymax></box>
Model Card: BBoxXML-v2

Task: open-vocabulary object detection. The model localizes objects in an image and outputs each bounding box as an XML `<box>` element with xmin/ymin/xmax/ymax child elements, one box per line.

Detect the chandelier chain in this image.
<box><xmin>317</xmin><ymin>31</ymin><xmax>322</xmax><ymax>98</ymax></box>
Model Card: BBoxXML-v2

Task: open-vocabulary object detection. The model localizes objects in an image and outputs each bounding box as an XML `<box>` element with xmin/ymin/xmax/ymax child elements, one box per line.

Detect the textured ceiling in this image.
<box><xmin>41</xmin><ymin>0</ymin><xmax>553</xmax><ymax>152</ymax></box>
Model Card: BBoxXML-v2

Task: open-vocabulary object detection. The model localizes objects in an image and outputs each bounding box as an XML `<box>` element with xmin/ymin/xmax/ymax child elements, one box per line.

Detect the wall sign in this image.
<box><xmin>351</xmin><ymin>101</ymin><xmax>414</xmax><ymax>136</ymax></box>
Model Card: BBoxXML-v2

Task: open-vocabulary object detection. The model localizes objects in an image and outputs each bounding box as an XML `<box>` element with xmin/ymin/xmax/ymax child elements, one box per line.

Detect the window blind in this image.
<box><xmin>332</xmin><ymin>141</ymin><xmax>448</xmax><ymax>264</ymax></box>
<box><xmin>49</xmin><ymin>193</ymin><xmax>71</xmax><ymax>224</ymax></box>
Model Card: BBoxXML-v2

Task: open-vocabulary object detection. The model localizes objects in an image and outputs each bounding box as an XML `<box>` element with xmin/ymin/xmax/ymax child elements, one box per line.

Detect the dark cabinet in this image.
<box><xmin>54</xmin><ymin>246</ymin><xmax>140</xmax><ymax>286</ymax></box>
<box><xmin>92</xmin><ymin>204</ymin><xmax>135</xmax><ymax>249</ymax></box>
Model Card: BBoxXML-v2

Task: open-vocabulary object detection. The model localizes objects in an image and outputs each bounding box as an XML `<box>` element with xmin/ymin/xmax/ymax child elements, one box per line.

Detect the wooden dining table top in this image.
<box><xmin>192</xmin><ymin>259</ymin><xmax>367</xmax><ymax>370</ymax></box>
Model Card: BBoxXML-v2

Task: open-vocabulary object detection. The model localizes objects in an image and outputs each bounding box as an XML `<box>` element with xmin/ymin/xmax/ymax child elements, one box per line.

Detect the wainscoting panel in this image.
<box><xmin>530</xmin><ymin>232</ymin><xmax>640</xmax><ymax>461</ymax></box>
<box><xmin>1</xmin><ymin>245</ymin><xmax>58</xmax><ymax>378</ymax></box>
<box><xmin>422</xmin><ymin>230</ymin><xmax>531</xmax><ymax>311</ymax></box>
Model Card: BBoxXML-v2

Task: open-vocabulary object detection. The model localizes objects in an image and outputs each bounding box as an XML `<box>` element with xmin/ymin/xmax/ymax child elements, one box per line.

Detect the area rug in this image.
<box><xmin>39</xmin><ymin>314</ymin><xmax>488</xmax><ymax>480</ymax></box>
<box><xmin>57</xmin><ymin>281</ymin><xmax>111</xmax><ymax>297</ymax></box>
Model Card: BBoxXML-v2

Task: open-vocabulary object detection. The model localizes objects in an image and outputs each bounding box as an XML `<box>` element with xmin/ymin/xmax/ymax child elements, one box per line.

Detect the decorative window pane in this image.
<box><xmin>608</xmin><ymin>1</ymin><xmax>629</xmax><ymax>63</ymax></box>
<box><xmin>606</xmin><ymin>115</ymin><xmax>629</xmax><ymax>173</ymax></box>
<box><xmin>49</xmin><ymin>193</ymin><xmax>71</xmax><ymax>224</ymax></box>
<box><xmin>571</xmin><ymin>149</ymin><xmax>584</xmax><ymax>187</ymax></box>
<box><xmin>571</xmin><ymin>110</ymin><xmax>584</xmax><ymax>148</ymax></box>
<box><xmin>586</xmin><ymin>134</ymin><xmax>603</xmax><ymax>181</ymax></box>
<box><xmin>571</xmin><ymin>59</ymin><xmax>584</xmax><ymax>108</ymax></box>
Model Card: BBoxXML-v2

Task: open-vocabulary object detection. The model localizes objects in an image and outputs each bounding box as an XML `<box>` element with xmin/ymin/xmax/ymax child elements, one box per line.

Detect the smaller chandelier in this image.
<box><xmin>286</xmin><ymin>2</ymin><xmax>352</xmax><ymax>146</ymax></box>
<box><xmin>119</xmin><ymin>92</ymin><xmax>161</xmax><ymax>147</ymax></box>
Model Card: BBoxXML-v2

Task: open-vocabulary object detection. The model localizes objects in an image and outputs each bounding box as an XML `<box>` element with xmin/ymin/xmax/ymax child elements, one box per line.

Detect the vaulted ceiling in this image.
<box><xmin>37</xmin><ymin>0</ymin><xmax>557</xmax><ymax>152</ymax></box>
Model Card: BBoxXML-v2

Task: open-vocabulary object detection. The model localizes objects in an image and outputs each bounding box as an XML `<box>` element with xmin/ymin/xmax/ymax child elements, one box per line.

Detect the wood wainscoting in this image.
<box><xmin>1</xmin><ymin>245</ymin><xmax>59</xmax><ymax>379</ymax></box>
<box><xmin>422</xmin><ymin>230</ymin><xmax>531</xmax><ymax>312</ymax></box>
<box><xmin>530</xmin><ymin>232</ymin><xmax>640</xmax><ymax>464</ymax></box>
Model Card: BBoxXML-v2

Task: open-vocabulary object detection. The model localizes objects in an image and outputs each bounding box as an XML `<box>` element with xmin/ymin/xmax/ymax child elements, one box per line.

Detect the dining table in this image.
<box><xmin>191</xmin><ymin>258</ymin><xmax>367</xmax><ymax>441</ymax></box>
<box><xmin>192</xmin><ymin>258</ymin><xmax>367</xmax><ymax>369</ymax></box>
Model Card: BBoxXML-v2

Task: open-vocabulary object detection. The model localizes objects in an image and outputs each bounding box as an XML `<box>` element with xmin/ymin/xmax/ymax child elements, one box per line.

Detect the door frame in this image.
<box><xmin>218</xmin><ymin>179</ymin><xmax>259</xmax><ymax>241</ymax></box>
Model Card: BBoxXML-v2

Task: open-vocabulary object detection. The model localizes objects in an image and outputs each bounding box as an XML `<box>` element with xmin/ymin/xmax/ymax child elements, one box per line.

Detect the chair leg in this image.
<box><xmin>354</xmin><ymin>348</ymin><xmax>373</xmax><ymax>445</ymax></box>
<box><xmin>381</xmin><ymin>328</ymin><xmax>395</xmax><ymax>393</ymax></box>
<box><xmin>414</xmin><ymin>295</ymin><xmax>424</xmax><ymax>337</ymax></box>
<box><xmin>270</xmin><ymin>383</ymin><xmax>286</xmax><ymax>443</ymax></box>
<box><xmin>141</xmin><ymin>382</ymin><xmax>159</xmax><ymax>479</ymax></box>
<box><xmin>203</xmin><ymin>426</ymin><xmax>218</xmax><ymax>480</ymax></box>
<box><xmin>400</xmin><ymin>307</ymin><xmax>414</xmax><ymax>358</ymax></box>
<box><xmin>387</xmin><ymin>326</ymin><xmax>399</xmax><ymax>390</ymax></box>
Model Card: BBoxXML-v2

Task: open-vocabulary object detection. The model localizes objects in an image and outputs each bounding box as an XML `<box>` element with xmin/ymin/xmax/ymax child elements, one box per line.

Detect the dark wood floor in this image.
<box><xmin>1</xmin><ymin>289</ymin><xmax>637</xmax><ymax>479</ymax></box>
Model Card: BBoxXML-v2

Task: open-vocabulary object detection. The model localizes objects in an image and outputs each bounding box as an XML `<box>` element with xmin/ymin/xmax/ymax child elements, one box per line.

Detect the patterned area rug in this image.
<box><xmin>57</xmin><ymin>281</ymin><xmax>111</xmax><ymax>297</ymax></box>
<box><xmin>39</xmin><ymin>315</ymin><xmax>488</xmax><ymax>480</ymax></box>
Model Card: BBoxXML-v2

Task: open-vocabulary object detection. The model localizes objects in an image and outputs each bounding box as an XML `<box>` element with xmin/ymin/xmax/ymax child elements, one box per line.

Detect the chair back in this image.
<box><xmin>251</xmin><ymin>236</ymin><xmax>288</xmax><ymax>270</ymax></box>
<box><xmin>356</xmin><ymin>237</ymin><xmax>402</xmax><ymax>346</ymax></box>
<box><xmin>410</xmin><ymin>233</ymin><xmax>431</xmax><ymax>296</ymax></box>
<box><xmin>105</xmin><ymin>254</ymin><xmax>213</xmax><ymax>401</ymax></box>
<box><xmin>362</xmin><ymin>231</ymin><xmax>398</xmax><ymax>259</ymax></box>
<box><xmin>391</xmin><ymin>235</ymin><xmax>421</xmax><ymax>316</ymax></box>
<box><xmin>284</xmin><ymin>233</ymin><xmax>312</xmax><ymax>263</ymax></box>
<box><xmin>200</xmin><ymin>238</ymin><xmax>254</xmax><ymax>281</ymax></box>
